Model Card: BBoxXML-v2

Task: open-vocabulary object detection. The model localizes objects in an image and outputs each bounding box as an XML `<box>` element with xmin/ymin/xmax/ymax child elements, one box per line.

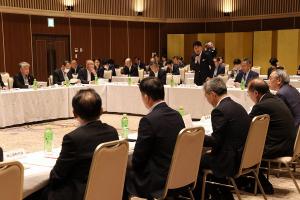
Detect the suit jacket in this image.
<box><xmin>134</xmin><ymin>63</ymin><xmax>146</xmax><ymax>71</ymax></box>
<box><xmin>249</xmin><ymin>93</ymin><xmax>296</xmax><ymax>159</ymax></box>
<box><xmin>97</xmin><ymin>66</ymin><xmax>116</xmax><ymax>78</ymax></box>
<box><xmin>13</xmin><ymin>72</ymin><xmax>34</xmax><ymax>88</ymax></box>
<box><xmin>203</xmin><ymin>97</ymin><xmax>251</xmax><ymax>178</ymax></box>
<box><xmin>126</xmin><ymin>102</ymin><xmax>185</xmax><ymax>198</ymax></box>
<box><xmin>212</xmin><ymin>65</ymin><xmax>225</xmax><ymax>77</ymax></box>
<box><xmin>53</xmin><ymin>69</ymin><xmax>67</xmax><ymax>85</ymax></box>
<box><xmin>0</xmin><ymin>75</ymin><xmax>5</xmax><ymax>88</ymax></box>
<box><xmin>277</xmin><ymin>84</ymin><xmax>300</xmax><ymax>128</ymax></box>
<box><xmin>42</xmin><ymin>120</ymin><xmax>119</xmax><ymax>200</ymax></box>
<box><xmin>234</xmin><ymin>70</ymin><xmax>259</xmax><ymax>87</ymax></box>
<box><xmin>205</xmin><ymin>48</ymin><xmax>217</xmax><ymax>58</ymax></box>
<box><xmin>67</xmin><ymin>65</ymin><xmax>82</xmax><ymax>80</ymax></box>
<box><xmin>190</xmin><ymin>51</ymin><xmax>214</xmax><ymax>86</ymax></box>
<box><xmin>166</xmin><ymin>65</ymin><xmax>180</xmax><ymax>75</ymax></box>
<box><xmin>149</xmin><ymin>69</ymin><xmax>167</xmax><ymax>85</ymax></box>
<box><xmin>123</xmin><ymin>65</ymin><xmax>139</xmax><ymax>77</ymax></box>
<box><xmin>78</xmin><ymin>68</ymin><xmax>95</xmax><ymax>84</ymax></box>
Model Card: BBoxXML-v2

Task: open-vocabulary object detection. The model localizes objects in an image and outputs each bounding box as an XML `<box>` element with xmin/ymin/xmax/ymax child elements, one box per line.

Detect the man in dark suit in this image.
<box><xmin>53</xmin><ymin>61</ymin><xmax>70</xmax><ymax>85</ymax></box>
<box><xmin>269</xmin><ymin>70</ymin><xmax>300</xmax><ymax>128</ymax></box>
<box><xmin>134</xmin><ymin>57</ymin><xmax>146</xmax><ymax>71</ymax></box>
<box><xmin>78</xmin><ymin>60</ymin><xmax>97</xmax><ymax>84</ymax></box>
<box><xmin>234</xmin><ymin>58</ymin><xmax>259</xmax><ymax>87</ymax></box>
<box><xmin>190</xmin><ymin>41</ymin><xmax>214</xmax><ymax>86</ymax></box>
<box><xmin>0</xmin><ymin>74</ymin><xmax>6</xmax><ymax>89</ymax></box>
<box><xmin>13</xmin><ymin>62</ymin><xmax>34</xmax><ymax>88</ymax></box>
<box><xmin>67</xmin><ymin>59</ymin><xmax>83</xmax><ymax>79</ymax></box>
<box><xmin>27</xmin><ymin>89</ymin><xmax>119</xmax><ymax>200</ymax></box>
<box><xmin>123</xmin><ymin>58</ymin><xmax>139</xmax><ymax>77</ymax></box>
<box><xmin>205</xmin><ymin>41</ymin><xmax>218</xmax><ymax>58</ymax></box>
<box><xmin>193</xmin><ymin>77</ymin><xmax>251</xmax><ymax>200</ymax></box>
<box><xmin>248</xmin><ymin>79</ymin><xmax>296</xmax><ymax>159</ymax></box>
<box><xmin>165</xmin><ymin>59</ymin><xmax>180</xmax><ymax>75</ymax></box>
<box><xmin>149</xmin><ymin>63</ymin><xmax>166</xmax><ymax>84</ymax></box>
<box><xmin>0</xmin><ymin>147</ymin><xmax>3</xmax><ymax>162</ymax></box>
<box><xmin>212</xmin><ymin>57</ymin><xmax>225</xmax><ymax>77</ymax></box>
<box><xmin>97</xmin><ymin>59</ymin><xmax>116</xmax><ymax>78</ymax></box>
<box><xmin>125</xmin><ymin>77</ymin><xmax>185</xmax><ymax>199</ymax></box>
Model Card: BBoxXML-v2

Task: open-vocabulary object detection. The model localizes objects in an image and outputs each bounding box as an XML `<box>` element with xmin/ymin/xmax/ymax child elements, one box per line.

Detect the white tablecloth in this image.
<box><xmin>167</xmin><ymin>86</ymin><xmax>254</xmax><ymax>119</ymax></box>
<box><xmin>111</xmin><ymin>76</ymin><xmax>140</xmax><ymax>84</ymax></box>
<box><xmin>0</xmin><ymin>87</ymin><xmax>69</xmax><ymax>127</ymax></box>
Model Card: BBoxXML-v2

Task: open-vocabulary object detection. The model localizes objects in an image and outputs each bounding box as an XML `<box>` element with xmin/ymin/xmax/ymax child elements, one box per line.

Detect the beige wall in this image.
<box><xmin>277</xmin><ymin>29</ymin><xmax>300</xmax><ymax>74</ymax></box>
<box><xmin>253</xmin><ymin>31</ymin><xmax>273</xmax><ymax>75</ymax></box>
<box><xmin>167</xmin><ymin>34</ymin><xmax>184</xmax><ymax>59</ymax></box>
<box><xmin>167</xmin><ymin>29</ymin><xmax>300</xmax><ymax>75</ymax></box>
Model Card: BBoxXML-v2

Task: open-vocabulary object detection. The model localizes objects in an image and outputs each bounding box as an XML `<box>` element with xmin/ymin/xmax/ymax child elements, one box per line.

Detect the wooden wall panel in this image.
<box><xmin>184</xmin><ymin>34</ymin><xmax>198</xmax><ymax>62</ymax></box>
<box><xmin>128</xmin><ymin>21</ymin><xmax>144</xmax><ymax>61</ymax></box>
<box><xmin>91</xmin><ymin>19</ymin><xmax>110</xmax><ymax>60</ymax></box>
<box><xmin>70</xmin><ymin>18</ymin><xmax>91</xmax><ymax>64</ymax></box>
<box><xmin>296</xmin><ymin>17</ymin><xmax>300</xmax><ymax>28</ymax></box>
<box><xmin>31</xmin><ymin>15</ymin><xmax>69</xmax><ymax>35</ymax></box>
<box><xmin>206</xmin><ymin>21</ymin><xmax>233</xmax><ymax>33</ymax></box>
<box><xmin>34</xmin><ymin>40</ymin><xmax>47</xmax><ymax>81</ymax></box>
<box><xmin>2</xmin><ymin>13</ymin><xmax>32</xmax><ymax>76</ymax></box>
<box><xmin>111</xmin><ymin>21</ymin><xmax>128</xmax><ymax>65</ymax></box>
<box><xmin>145</xmin><ymin>23</ymin><xmax>159</xmax><ymax>62</ymax></box>
<box><xmin>262</xmin><ymin>17</ymin><xmax>295</xmax><ymax>30</ymax></box>
<box><xmin>233</xmin><ymin>20</ymin><xmax>262</xmax><ymax>32</ymax></box>
<box><xmin>0</xmin><ymin>13</ymin><xmax>4</xmax><ymax>72</ymax></box>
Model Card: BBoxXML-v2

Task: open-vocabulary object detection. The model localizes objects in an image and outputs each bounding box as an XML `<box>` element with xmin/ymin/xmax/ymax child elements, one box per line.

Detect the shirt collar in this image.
<box><xmin>259</xmin><ymin>94</ymin><xmax>266</xmax><ymax>103</ymax></box>
<box><xmin>148</xmin><ymin>101</ymin><xmax>164</xmax><ymax>113</ymax></box>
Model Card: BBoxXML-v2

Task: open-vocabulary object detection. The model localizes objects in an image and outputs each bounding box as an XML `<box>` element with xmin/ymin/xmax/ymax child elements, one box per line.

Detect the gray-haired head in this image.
<box><xmin>203</xmin><ymin>77</ymin><xmax>227</xmax><ymax>96</ymax></box>
<box><xmin>18</xmin><ymin>62</ymin><xmax>30</xmax><ymax>69</ymax></box>
<box><xmin>274</xmin><ymin>69</ymin><xmax>290</xmax><ymax>85</ymax></box>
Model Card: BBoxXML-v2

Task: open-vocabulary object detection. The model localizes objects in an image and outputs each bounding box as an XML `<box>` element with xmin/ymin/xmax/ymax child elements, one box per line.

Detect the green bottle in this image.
<box><xmin>33</xmin><ymin>79</ymin><xmax>38</xmax><ymax>90</ymax></box>
<box><xmin>170</xmin><ymin>76</ymin><xmax>175</xmax><ymax>87</ymax></box>
<box><xmin>178</xmin><ymin>106</ymin><xmax>185</xmax><ymax>116</ymax></box>
<box><xmin>64</xmin><ymin>79</ymin><xmax>70</xmax><ymax>87</ymax></box>
<box><xmin>121</xmin><ymin>114</ymin><xmax>129</xmax><ymax>139</ymax></box>
<box><xmin>128</xmin><ymin>76</ymin><xmax>132</xmax><ymax>86</ymax></box>
<box><xmin>44</xmin><ymin>127</ymin><xmax>54</xmax><ymax>153</ymax></box>
<box><xmin>94</xmin><ymin>74</ymin><xmax>98</xmax><ymax>85</ymax></box>
<box><xmin>240</xmin><ymin>78</ymin><xmax>246</xmax><ymax>90</ymax></box>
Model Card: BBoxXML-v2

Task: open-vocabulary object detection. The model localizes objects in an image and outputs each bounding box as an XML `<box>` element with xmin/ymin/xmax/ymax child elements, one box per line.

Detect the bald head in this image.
<box><xmin>125</xmin><ymin>58</ymin><xmax>132</xmax><ymax>67</ymax></box>
<box><xmin>247</xmin><ymin>79</ymin><xmax>270</xmax><ymax>103</ymax></box>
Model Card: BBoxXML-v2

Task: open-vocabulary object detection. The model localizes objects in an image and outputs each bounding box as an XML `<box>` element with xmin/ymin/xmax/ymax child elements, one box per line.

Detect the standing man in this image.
<box><xmin>190</xmin><ymin>41</ymin><xmax>214</xmax><ymax>86</ymax></box>
<box><xmin>13</xmin><ymin>62</ymin><xmax>35</xmax><ymax>88</ymax></box>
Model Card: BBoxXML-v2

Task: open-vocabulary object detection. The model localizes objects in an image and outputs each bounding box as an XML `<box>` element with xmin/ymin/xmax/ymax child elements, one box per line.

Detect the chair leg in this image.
<box><xmin>252</xmin><ymin>170</ymin><xmax>267</xmax><ymax>200</ymax></box>
<box><xmin>229</xmin><ymin>177</ymin><xmax>242</xmax><ymax>200</ymax></box>
<box><xmin>201</xmin><ymin>173</ymin><xmax>207</xmax><ymax>200</ymax></box>
<box><xmin>267</xmin><ymin>161</ymin><xmax>271</xmax><ymax>180</ymax></box>
<box><xmin>285</xmin><ymin>163</ymin><xmax>300</xmax><ymax>193</ymax></box>
<box><xmin>188</xmin><ymin>189</ymin><xmax>195</xmax><ymax>200</ymax></box>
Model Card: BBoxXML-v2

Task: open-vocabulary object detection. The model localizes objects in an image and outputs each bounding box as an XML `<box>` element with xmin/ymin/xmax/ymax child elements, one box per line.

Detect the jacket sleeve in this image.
<box><xmin>249</xmin><ymin>104</ymin><xmax>265</xmax><ymax>119</ymax></box>
<box><xmin>204</xmin><ymin>108</ymin><xmax>226</xmax><ymax>148</ymax></box>
<box><xmin>132</xmin><ymin>117</ymin><xmax>154</xmax><ymax>172</ymax></box>
<box><xmin>49</xmin><ymin>134</ymin><xmax>77</xmax><ymax>184</ymax></box>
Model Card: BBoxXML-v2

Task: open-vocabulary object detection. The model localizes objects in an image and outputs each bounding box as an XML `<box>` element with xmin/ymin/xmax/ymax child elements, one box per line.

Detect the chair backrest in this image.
<box><xmin>104</xmin><ymin>70</ymin><xmax>112</xmax><ymax>80</ymax></box>
<box><xmin>184</xmin><ymin>64</ymin><xmax>190</xmax><ymax>72</ymax></box>
<box><xmin>162</xmin><ymin>127</ymin><xmax>205</xmax><ymax>198</ymax></box>
<box><xmin>224</xmin><ymin>64</ymin><xmax>230</xmax><ymax>75</ymax></box>
<box><xmin>252</xmin><ymin>66</ymin><xmax>261</xmax><ymax>75</ymax></box>
<box><xmin>238</xmin><ymin>114</ymin><xmax>270</xmax><ymax>175</ymax></box>
<box><xmin>84</xmin><ymin>140</ymin><xmax>129</xmax><ymax>200</ymax></box>
<box><xmin>0</xmin><ymin>161</ymin><xmax>24</xmax><ymax>200</ymax></box>
<box><xmin>48</xmin><ymin>75</ymin><xmax>53</xmax><ymax>86</ymax></box>
<box><xmin>138</xmin><ymin>69</ymin><xmax>144</xmax><ymax>81</ymax></box>
<box><xmin>179</xmin><ymin>68</ymin><xmax>185</xmax><ymax>82</ymax></box>
<box><xmin>115</xmin><ymin>68</ymin><xmax>122</xmax><ymax>77</ymax></box>
<box><xmin>218</xmin><ymin>75</ymin><xmax>228</xmax><ymax>83</ymax></box>
<box><xmin>1</xmin><ymin>73</ymin><xmax>10</xmax><ymax>85</ymax></box>
<box><xmin>7</xmin><ymin>77</ymin><xmax>14</xmax><ymax>89</ymax></box>
<box><xmin>292</xmin><ymin>126</ymin><xmax>300</xmax><ymax>162</ymax></box>
<box><xmin>173</xmin><ymin>75</ymin><xmax>181</xmax><ymax>85</ymax></box>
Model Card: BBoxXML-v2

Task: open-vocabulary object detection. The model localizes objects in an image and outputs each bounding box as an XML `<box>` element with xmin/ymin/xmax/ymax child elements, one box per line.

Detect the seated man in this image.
<box><xmin>134</xmin><ymin>57</ymin><xmax>146</xmax><ymax>71</ymax></box>
<box><xmin>248</xmin><ymin>79</ymin><xmax>296</xmax><ymax>159</ymax></box>
<box><xmin>30</xmin><ymin>89</ymin><xmax>119</xmax><ymax>200</ymax></box>
<box><xmin>0</xmin><ymin>146</ymin><xmax>3</xmax><ymax>162</ymax></box>
<box><xmin>123</xmin><ymin>58</ymin><xmax>138</xmax><ymax>77</ymax></box>
<box><xmin>212</xmin><ymin>57</ymin><xmax>225</xmax><ymax>77</ymax></box>
<box><xmin>194</xmin><ymin>77</ymin><xmax>251</xmax><ymax>200</ymax></box>
<box><xmin>67</xmin><ymin>59</ymin><xmax>83</xmax><ymax>79</ymax></box>
<box><xmin>166</xmin><ymin>59</ymin><xmax>180</xmax><ymax>75</ymax></box>
<box><xmin>97</xmin><ymin>59</ymin><xmax>116</xmax><ymax>78</ymax></box>
<box><xmin>13</xmin><ymin>62</ymin><xmax>34</xmax><ymax>88</ymax></box>
<box><xmin>234</xmin><ymin>58</ymin><xmax>259</xmax><ymax>87</ymax></box>
<box><xmin>125</xmin><ymin>77</ymin><xmax>185</xmax><ymax>199</ymax></box>
<box><xmin>78</xmin><ymin>60</ymin><xmax>97</xmax><ymax>84</ymax></box>
<box><xmin>149</xmin><ymin>63</ymin><xmax>166</xmax><ymax>84</ymax></box>
<box><xmin>297</xmin><ymin>65</ymin><xmax>300</xmax><ymax>76</ymax></box>
<box><xmin>53</xmin><ymin>61</ymin><xmax>70</xmax><ymax>85</ymax></box>
<box><xmin>269</xmin><ymin>70</ymin><xmax>300</xmax><ymax>128</ymax></box>
<box><xmin>0</xmin><ymin>74</ymin><xmax>6</xmax><ymax>89</ymax></box>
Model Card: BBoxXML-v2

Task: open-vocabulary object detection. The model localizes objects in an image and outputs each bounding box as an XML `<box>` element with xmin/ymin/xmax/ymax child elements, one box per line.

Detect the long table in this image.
<box><xmin>0</xmin><ymin>82</ymin><xmax>288</xmax><ymax>127</ymax></box>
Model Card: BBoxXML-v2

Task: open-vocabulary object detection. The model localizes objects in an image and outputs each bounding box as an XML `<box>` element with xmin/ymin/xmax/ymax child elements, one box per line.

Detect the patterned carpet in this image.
<box><xmin>1</xmin><ymin>114</ymin><xmax>299</xmax><ymax>200</ymax></box>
